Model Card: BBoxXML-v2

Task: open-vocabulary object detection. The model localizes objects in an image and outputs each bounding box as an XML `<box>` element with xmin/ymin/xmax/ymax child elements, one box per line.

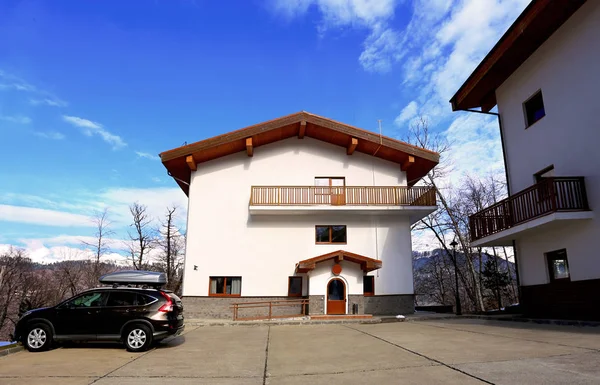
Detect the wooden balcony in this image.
<box><xmin>250</xmin><ymin>186</ymin><xmax>436</xmax><ymax>207</ymax></box>
<box><xmin>469</xmin><ymin>177</ymin><xmax>590</xmax><ymax>242</ymax></box>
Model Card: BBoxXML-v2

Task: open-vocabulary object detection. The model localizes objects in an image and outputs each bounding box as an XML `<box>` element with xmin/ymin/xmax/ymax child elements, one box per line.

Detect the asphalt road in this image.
<box><xmin>1</xmin><ymin>318</ymin><xmax>599</xmax><ymax>384</ymax></box>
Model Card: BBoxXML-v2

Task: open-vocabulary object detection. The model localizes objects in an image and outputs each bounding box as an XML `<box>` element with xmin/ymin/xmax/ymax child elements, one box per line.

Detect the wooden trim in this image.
<box><xmin>401</xmin><ymin>156</ymin><xmax>415</xmax><ymax>171</ymax></box>
<box><xmin>296</xmin><ymin>250</ymin><xmax>382</xmax><ymax>273</ymax></box>
<box><xmin>287</xmin><ymin>276</ymin><xmax>303</xmax><ymax>297</ymax></box>
<box><xmin>298</xmin><ymin>120</ymin><xmax>306</xmax><ymax>139</ymax></box>
<box><xmin>315</xmin><ymin>225</ymin><xmax>347</xmax><ymax>244</ymax></box>
<box><xmin>347</xmin><ymin>137</ymin><xmax>358</xmax><ymax>155</ymax></box>
<box><xmin>186</xmin><ymin>155</ymin><xmax>197</xmax><ymax>171</ymax></box>
<box><xmin>246</xmin><ymin>137</ymin><xmax>253</xmax><ymax>157</ymax></box>
<box><xmin>208</xmin><ymin>276</ymin><xmax>242</xmax><ymax>297</ymax></box>
<box><xmin>363</xmin><ymin>276</ymin><xmax>375</xmax><ymax>296</ymax></box>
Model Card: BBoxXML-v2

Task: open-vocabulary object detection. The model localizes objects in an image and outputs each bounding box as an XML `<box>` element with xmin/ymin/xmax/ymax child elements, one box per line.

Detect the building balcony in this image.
<box><xmin>469</xmin><ymin>177</ymin><xmax>593</xmax><ymax>247</ymax></box>
<box><xmin>249</xmin><ymin>185</ymin><xmax>437</xmax><ymax>222</ymax></box>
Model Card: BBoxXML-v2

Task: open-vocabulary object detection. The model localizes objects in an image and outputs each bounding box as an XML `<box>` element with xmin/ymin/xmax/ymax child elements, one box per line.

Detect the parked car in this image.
<box><xmin>12</xmin><ymin>271</ymin><xmax>184</xmax><ymax>352</ymax></box>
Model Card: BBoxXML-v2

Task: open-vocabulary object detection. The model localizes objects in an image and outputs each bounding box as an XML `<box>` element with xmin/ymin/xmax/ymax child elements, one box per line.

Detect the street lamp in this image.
<box><xmin>450</xmin><ymin>240</ymin><xmax>462</xmax><ymax>316</ymax></box>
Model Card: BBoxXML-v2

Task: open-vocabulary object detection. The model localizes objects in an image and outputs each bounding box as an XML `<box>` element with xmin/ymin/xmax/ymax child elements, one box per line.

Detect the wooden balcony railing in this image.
<box><xmin>250</xmin><ymin>186</ymin><xmax>436</xmax><ymax>206</ymax></box>
<box><xmin>469</xmin><ymin>177</ymin><xmax>590</xmax><ymax>242</ymax></box>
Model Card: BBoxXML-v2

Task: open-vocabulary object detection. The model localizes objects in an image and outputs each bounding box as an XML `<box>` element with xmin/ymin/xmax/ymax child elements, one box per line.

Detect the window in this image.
<box><xmin>66</xmin><ymin>292</ymin><xmax>106</xmax><ymax>308</ymax></box>
<box><xmin>315</xmin><ymin>177</ymin><xmax>345</xmax><ymax>190</ymax></box>
<box><xmin>524</xmin><ymin>90</ymin><xmax>545</xmax><ymax>127</ymax></box>
<box><xmin>209</xmin><ymin>276</ymin><xmax>242</xmax><ymax>296</ymax></box>
<box><xmin>106</xmin><ymin>291</ymin><xmax>137</xmax><ymax>307</ymax></box>
<box><xmin>363</xmin><ymin>276</ymin><xmax>374</xmax><ymax>296</ymax></box>
<box><xmin>315</xmin><ymin>225</ymin><xmax>347</xmax><ymax>244</ymax></box>
<box><xmin>288</xmin><ymin>277</ymin><xmax>303</xmax><ymax>297</ymax></box>
<box><xmin>547</xmin><ymin>249</ymin><xmax>570</xmax><ymax>282</ymax></box>
<box><xmin>534</xmin><ymin>165</ymin><xmax>555</xmax><ymax>203</ymax></box>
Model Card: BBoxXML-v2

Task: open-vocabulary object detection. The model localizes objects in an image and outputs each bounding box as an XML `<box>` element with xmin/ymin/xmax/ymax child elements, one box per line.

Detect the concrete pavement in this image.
<box><xmin>0</xmin><ymin>318</ymin><xmax>599</xmax><ymax>384</ymax></box>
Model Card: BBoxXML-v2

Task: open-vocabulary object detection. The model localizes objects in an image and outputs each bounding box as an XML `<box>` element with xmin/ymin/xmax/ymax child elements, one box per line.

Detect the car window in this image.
<box><xmin>137</xmin><ymin>293</ymin><xmax>156</xmax><ymax>305</ymax></box>
<box><xmin>68</xmin><ymin>292</ymin><xmax>106</xmax><ymax>308</ymax></box>
<box><xmin>106</xmin><ymin>291</ymin><xmax>138</xmax><ymax>307</ymax></box>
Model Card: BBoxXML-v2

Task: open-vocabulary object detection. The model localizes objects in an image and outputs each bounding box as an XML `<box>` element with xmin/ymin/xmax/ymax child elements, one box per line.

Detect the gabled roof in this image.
<box><xmin>450</xmin><ymin>0</ymin><xmax>587</xmax><ymax>112</ymax></box>
<box><xmin>295</xmin><ymin>250</ymin><xmax>382</xmax><ymax>273</ymax></box>
<box><xmin>160</xmin><ymin>111</ymin><xmax>440</xmax><ymax>195</ymax></box>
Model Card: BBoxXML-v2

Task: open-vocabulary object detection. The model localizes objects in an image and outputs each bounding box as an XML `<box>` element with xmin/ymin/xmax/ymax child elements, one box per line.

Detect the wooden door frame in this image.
<box><xmin>326</xmin><ymin>277</ymin><xmax>347</xmax><ymax>315</ymax></box>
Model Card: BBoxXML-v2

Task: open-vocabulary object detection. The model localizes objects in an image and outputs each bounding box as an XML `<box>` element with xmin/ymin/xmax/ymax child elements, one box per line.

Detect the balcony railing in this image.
<box><xmin>250</xmin><ymin>186</ymin><xmax>436</xmax><ymax>206</ymax></box>
<box><xmin>469</xmin><ymin>177</ymin><xmax>589</xmax><ymax>242</ymax></box>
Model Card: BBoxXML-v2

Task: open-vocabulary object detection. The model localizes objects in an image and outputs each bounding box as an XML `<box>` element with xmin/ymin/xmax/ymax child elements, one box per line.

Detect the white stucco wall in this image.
<box><xmin>495</xmin><ymin>1</ymin><xmax>600</xmax><ymax>285</ymax></box>
<box><xmin>182</xmin><ymin>137</ymin><xmax>414</xmax><ymax>297</ymax></box>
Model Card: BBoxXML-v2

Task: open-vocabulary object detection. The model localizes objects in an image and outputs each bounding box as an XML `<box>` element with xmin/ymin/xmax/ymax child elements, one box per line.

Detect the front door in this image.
<box><xmin>327</xmin><ymin>279</ymin><xmax>346</xmax><ymax>315</ymax></box>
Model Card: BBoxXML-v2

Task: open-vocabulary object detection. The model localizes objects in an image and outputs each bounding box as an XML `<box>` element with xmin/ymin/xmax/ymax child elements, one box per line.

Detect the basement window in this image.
<box><xmin>524</xmin><ymin>90</ymin><xmax>546</xmax><ymax>127</ymax></box>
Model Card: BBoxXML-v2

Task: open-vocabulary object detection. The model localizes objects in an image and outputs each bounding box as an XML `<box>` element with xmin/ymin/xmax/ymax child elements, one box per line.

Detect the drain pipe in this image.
<box><xmin>458</xmin><ymin>108</ymin><xmax>522</xmax><ymax>302</ymax></box>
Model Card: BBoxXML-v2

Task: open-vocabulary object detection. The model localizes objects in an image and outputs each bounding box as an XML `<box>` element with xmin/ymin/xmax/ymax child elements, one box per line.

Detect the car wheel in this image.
<box><xmin>124</xmin><ymin>324</ymin><xmax>153</xmax><ymax>352</ymax></box>
<box><xmin>24</xmin><ymin>323</ymin><xmax>53</xmax><ymax>352</ymax></box>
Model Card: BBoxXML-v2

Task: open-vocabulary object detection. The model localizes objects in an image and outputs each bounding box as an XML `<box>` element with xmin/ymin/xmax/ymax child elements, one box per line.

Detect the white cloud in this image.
<box><xmin>0</xmin><ymin>204</ymin><xmax>94</xmax><ymax>227</ymax></box>
<box><xmin>0</xmin><ymin>242</ymin><xmax>127</xmax><ymax>264</ymax></box>
<box><xmin>29</xmin><ymin>98</ymin><xmax>68</xmax><ymax>107</ymax></box>
<box><xmin>136</xmin><ymin>151</ymin><xmax>159</xmax><ymax>161</ymax></box>
<box><xmin>0</xmin><ymin>69</ymin><xmax>68</xmax><ymax>107</ymax></box>
<box><xmin>63</xmin><ymin>115</ymin><xmax>127</xmax><ymax>149</ymax></box>
<box><xmin>394</xmin><ymin>101</ymin><xmax>418</xmax><ymax>125</ymax></box>
<box><xmin>268</xmin><ymin>0</ymin><xmax>399</xmax><ymax>73</ymax></box>
<box><xmin>34</xmin><ymin>131</ymin><xmax>65</xmax><ymax>140</ymax></box>
<box><xmin>0</xmin><ymin>115</ymin><xmax>32</xmax><ymax>124</ymax></box>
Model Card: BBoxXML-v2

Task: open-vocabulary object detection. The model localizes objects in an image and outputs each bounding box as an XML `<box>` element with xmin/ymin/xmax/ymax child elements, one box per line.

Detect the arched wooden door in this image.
<box><xmin>327</xmin><ymin>278</ymin><xmax>346</xmax><ymax>315</ymax></box>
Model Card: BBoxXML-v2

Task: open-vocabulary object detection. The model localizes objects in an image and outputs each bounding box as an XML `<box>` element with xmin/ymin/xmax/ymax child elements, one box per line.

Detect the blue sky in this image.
<box><xmin>0</xmin><ymin>0</ymin><xmax>530</xmax><ymax>262</ymax></box>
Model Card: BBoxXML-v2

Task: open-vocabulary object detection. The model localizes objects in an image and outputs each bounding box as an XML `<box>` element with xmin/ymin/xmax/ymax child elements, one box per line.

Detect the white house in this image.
<box><xmin>450</xmin><ymin>0</ymin><xmax>598</xmax><ymax>319</ymax></box>
<box><xmin>160</xmin><ymin>111</ymin><xmax>439</xmax><ymax>319</ymax></box>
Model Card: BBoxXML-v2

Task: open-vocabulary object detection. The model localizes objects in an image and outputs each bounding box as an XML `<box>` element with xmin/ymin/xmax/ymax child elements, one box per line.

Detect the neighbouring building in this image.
<box><xmin>160</xmin><ymin>111</ymin><xmax>439</xmax><ymax>319</ymax></box>
<box><xmin>450</xmin><ymin>0</ymin><xmax>598</xmax><ymax>319</ymax></box>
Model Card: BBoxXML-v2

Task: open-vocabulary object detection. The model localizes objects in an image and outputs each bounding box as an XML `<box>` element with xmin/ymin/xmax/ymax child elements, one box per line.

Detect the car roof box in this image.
<box><xmin>99</xmin><ymin>270</ymin><xmax>167</xmax><ymax>288</ymax></box>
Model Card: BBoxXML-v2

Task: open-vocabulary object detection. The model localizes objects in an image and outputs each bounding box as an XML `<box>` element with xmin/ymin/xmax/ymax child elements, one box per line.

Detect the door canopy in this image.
<box><xmin>295</xmin><ymin>250</ymin><xmax>382</xmax><ymax>273</ymax></box>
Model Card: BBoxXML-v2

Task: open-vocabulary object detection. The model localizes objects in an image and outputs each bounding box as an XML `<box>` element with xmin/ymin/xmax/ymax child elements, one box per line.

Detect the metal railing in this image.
<box><xmin>469</xmin><ymin>177</ymin><xmax>589</xmax><ymax>241</ymax></box>
<box><xmin>231</xmin><ymin>299</ymin><xmax>309</xmax><ymax>321</ymax></box>
<box><xmin>250</xmin><ymin>186</ymin><xmax>436</xmax><ymax>206</ymax></box>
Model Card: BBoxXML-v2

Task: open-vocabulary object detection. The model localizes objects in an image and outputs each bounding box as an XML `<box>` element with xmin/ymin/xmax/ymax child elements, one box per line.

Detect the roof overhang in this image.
<box><xmin>450</xmin><ymin>0</ymin><xmax>587</xmax><ymax>112</ymax></box>
<box><xmin>159</xmin><ymin>111</ymin><xmax>440</xmax><ymax>195</ymax></box>
<box><xmin>295</xmin><ymin>250</ymin><xmax>382</xmax><ymax>273</ymax></box>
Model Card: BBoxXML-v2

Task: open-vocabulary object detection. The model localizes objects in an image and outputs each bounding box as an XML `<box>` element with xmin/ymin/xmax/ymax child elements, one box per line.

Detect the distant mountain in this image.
<box><xmin>413</xmin><ymin>249</ymin><xmax>515</xmax><ymax>272</ymax></box>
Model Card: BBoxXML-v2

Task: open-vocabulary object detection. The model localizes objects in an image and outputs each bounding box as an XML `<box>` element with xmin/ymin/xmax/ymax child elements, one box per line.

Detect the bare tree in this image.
<box><xmin>128</xmin><ymin>202</ymin><xmax>155</xmax><ymax>270</ymax></box>
<box><xmin>156</xmin><ymin>206</ymin><xmax>186</xmax><ymax>293</ymax></box>
<box><xmin>82</xmin><ymin>208</ymin><xmax>115</xmax><ymax>285</ymax></box>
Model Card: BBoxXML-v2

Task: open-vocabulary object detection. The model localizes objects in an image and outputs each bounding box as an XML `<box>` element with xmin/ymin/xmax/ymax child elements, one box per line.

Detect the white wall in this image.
<box><xmin>183</xmin><ymin>137</ymin><xmax>414</xmax><ymax>297</ymax></box>
<box><xmin>496</xmin><ymin>1</ymin><xmax>600</xmax><ymax>285</ymax></box>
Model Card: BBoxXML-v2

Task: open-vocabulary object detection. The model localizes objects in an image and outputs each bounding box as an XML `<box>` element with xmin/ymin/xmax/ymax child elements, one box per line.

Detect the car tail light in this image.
<box><xmin>158</xmin><ymin>291</ymin><xmax>173</xmax><ymax>312</ymax></box>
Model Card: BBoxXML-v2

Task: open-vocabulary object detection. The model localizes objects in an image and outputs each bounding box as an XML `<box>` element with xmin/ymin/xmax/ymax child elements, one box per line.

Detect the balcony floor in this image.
<box><xmin>471</xmin><ymin>211</ymin><xmax>594</xmax><ymax>247</ymax></box>
<box><xmin>249</xmin><ymin>205</ymin><xmax>437</xmax><ymax>224</ymax></box>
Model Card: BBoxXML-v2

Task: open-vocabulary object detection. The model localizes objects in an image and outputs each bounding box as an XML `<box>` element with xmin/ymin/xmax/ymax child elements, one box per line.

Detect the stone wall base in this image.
<box><xmin>364</xmin><ymin>294</ymin><xmax>415</xmax><ymax>316</ymax></box>
<box><xmin>183</xmin><ymin>296</ymin><xmax>306</xmax><ymax>319</ymax></box>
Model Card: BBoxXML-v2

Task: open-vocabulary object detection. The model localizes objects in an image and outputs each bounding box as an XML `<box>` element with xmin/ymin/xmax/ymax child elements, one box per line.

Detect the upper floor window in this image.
<box><xmin>546</xmin><ymin>249</ymin><xmax>569</xmax><ymax>282</ymax></box>
<box><xmin>316</xmin><ymin>225</ymin><xmax>347</xmax><ymax>244</ymax></box>
<box><xmin>524</xmin><ymin>90</ymin><xmax>545</xmax><ymax>127</ymax></box>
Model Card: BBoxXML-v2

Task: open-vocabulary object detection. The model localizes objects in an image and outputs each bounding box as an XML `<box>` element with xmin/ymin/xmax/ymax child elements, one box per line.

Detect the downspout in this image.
<box><xmin>372</xmin><ymin>120</ymin><xmax>383</xmax><ymax>277</ymax></box>
<box><xmin>458</xmin><ymin>108</ymin><xmax>522</xmax><ymax>303</ymax></box>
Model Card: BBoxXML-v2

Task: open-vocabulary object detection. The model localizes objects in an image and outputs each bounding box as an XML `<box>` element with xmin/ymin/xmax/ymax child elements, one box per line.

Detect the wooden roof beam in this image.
<box><xmin>401</xmin><ymin>156</ymin><xmax>415</xmax><ymax>171</ymax></box>
<box><xmin>298</xmin><ymin>120</ymin><xmax>306</xmax><ymax>139</ymax></box>
<box><xmin>186</xmin><ymin>155</ymin><xmax>197</xmax><ymax>171</ymax></box>
<box><xmin>347</xmin><ymin>137</ymin><xmax>358</xmax><ymax>155</ymax></box>
<box><xmin>246</xmin><ymin>137</ymin><xmax>253</xmax><ymax>157</ymax></box>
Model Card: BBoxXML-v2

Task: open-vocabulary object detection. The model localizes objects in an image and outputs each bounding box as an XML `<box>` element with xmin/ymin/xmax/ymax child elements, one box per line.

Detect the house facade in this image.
<box><xmin>451</xmin><ymin>0</ymin><xmax>598</xmax><ymax>319</ymax></box>
<box><xmin>160</xmin><ymin>112</ymin><xmax>439</xmax><ymax>319</ymax></box>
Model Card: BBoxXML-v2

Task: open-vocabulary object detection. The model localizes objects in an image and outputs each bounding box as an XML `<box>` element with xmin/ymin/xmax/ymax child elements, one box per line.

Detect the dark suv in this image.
<box><xmin>13</xmin><ymin>283</ymin><xmax>184</xmax><ymax>352</ymax></box>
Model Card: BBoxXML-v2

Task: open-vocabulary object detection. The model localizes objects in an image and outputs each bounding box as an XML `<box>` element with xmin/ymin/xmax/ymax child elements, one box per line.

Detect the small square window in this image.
<box><xmin>315</xmin><ymin>225</ymin><xmax>347</xmax><ymax>244</ymax></box>
<box><xmin>363</xmin><ymin>276</ymin><xmax>374</xmax><ymax>296</ymax></box>
<box><xmin>288</xmin><ymin>277</ymin><xmax>303</xmax><ymax>297</ymax></box>
<box><xmin>546</xmin><ymin>249</ymin><xmax>569</xmax><ymax>282</ymax></box>
<box><xmin>524</xmin><ymin>90</ymin><xmax>545</xmax><ymax>127</ymax></box>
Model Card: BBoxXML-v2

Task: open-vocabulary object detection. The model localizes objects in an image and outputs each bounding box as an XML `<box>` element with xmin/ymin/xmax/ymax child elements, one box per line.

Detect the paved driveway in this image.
<box><xmin>1</xmin><ymin>318</ymin><xmax>599</xmax><ymax>384</ymax></box>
